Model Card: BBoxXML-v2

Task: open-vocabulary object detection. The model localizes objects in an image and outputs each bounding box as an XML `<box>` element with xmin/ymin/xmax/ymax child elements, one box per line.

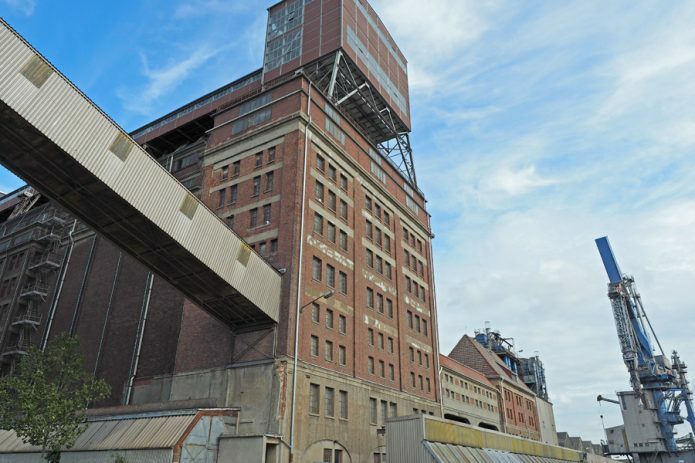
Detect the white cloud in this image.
<box><xmin>483</xmin><ymin>165</ymin><xmax>557</xmax><ymax>197</ymax></box>
<box><xmin>2</xmin><ymin>0</ymin><xmax>36</xmax><ymax>16</ymax></box>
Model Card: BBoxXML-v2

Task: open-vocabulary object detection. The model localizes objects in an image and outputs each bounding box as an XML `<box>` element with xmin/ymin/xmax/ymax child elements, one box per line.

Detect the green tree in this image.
<box><xmin>0</xmin><ymin>334</ymin><xmax>110</xmax><ymax>462</ymax></box>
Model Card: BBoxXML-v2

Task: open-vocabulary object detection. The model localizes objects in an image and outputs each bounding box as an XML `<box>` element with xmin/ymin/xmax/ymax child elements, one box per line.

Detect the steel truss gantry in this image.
<box><xmin>305</xmin><ymin>50</ymin><xmax>417</xmax><ymax>187</ymax></box>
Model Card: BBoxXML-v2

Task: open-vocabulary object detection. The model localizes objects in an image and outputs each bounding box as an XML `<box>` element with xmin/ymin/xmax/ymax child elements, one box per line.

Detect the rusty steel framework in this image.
<box><xmin>305</xmin><ymin>50</ymin><xmax>418</xmax><ymax>188</ymax></box>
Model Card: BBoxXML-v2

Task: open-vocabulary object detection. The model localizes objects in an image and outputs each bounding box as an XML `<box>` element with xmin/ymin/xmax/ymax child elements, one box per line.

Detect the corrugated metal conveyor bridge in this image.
<box><xmin>0</xmin><ymin>20</ymin><xmax>280</xmax><ymax>329</ymax></box>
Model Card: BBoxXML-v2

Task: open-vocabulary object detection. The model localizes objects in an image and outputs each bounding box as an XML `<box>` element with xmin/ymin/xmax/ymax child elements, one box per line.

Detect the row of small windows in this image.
<box><xmin>313</xmin><ymin>213</ymin><xmax>348</xmax><ymax>252</ymax></box>
<box><xmin>310</xmin><ymin>335</ymin><xmax>347</xmax><ymax>366</ymax></box>
<box><xmin>311</xmin><ymin>256</ymin><xmax>348</xmax><ymax>295</ymax></box>
<box><xmin>364</xmin><ymin>194</ymin><xmax>391</xmax><ymax>230</ymax></box>
<box><xmin>218</xmin><ymin>147</ymin><xmax>276</xmax><ymax>181</ymax></box>
<box><xmin>365</xmin><ymin>249</ymin><xmax>393</xmax><ymax>280</ymax></box>
<box><xmin>410</xmin><ymin>371</ymin><xmax>432</xmax><ymax>392</ymax></box>
<box><xmin>405</xmin><ymin>275</ymin><xmax>427</xmax><ymax>302</ymax></box>
<box><xmin>0</xmin><ymin>277</ymin><xmax>18</xmax><ymax>299</ymax></box>
<box><xmin>311</xmin><ymin>303</ymin><xmax>347</xmax><ymax>335</ymax></box>
<box><xmin>408</xmin><ymin>346</ymin><xmax>430</xmax><ymax>368</ymax></box>
<box><xmin>2</xmin><ymin>252</ymin><xmax>25</xmax><ymax>272</ymax></box>
<box><xmin>443</xmin><ymin>374</ymin><xmax>495</xmax><ymax>399</ymax></box>
<box><xmin>406</xmin><ymin>310</ymin><xmax>428</xmax><ymax>336</ymax></box>
<box><xmin>369</xmin><ymin>397</ymin><xmax>398</xmax><ymax>426</ymax></box>
<box><xmin>402</xmin><ymin>226</ymin><xmax>424</xmax><ymax>254</ymax></box>
<box><xmin>367</xmin><ymin>356</ymin><xmax>395</xmax><ymax>381</ymax></box>
<box><xmin>216</xmin><ymin>171</ymin><xmax>274</xmax><ymax>208</ymax></box>
<box><xmin>315</xmin><ymin>180</ymin><xmax>348</xmax><ymax>221</ymax></box>
<box><xmin>365</xmin><ymin>220</ymin><xmax>390</xmax><ymax>254</ymax></box>
<box><xmin>366</xmin><ymin>287</ymin><xmax>393</xmax><ymax>319</ymax></box>
<box><xmin>309</xmin><ymin>383</ymin><xmax>348</xmax><ymax>420</ymax></box>
<box><xmin>404</xmin><ymin>249</ymin><xmax>425</xmax><ymax>278</ymax></box>
<box><xmin>444</xmin><ymin>388</ymin><xmax>497</xmax><ymax>412</ymax></box>
<box><xmin>249</xmin><ymin>239</ymin><xmax>278</xmax><ymax>257</ymax></box>
<box><xmin>367</xmin><ymin>327</ymin><xmax>394</xmax><ymax>353</ymax></box>
<box><xmin>316</xmin><ymin>154</ymin><xmax>349</xmax><ymax>192</ymax></box>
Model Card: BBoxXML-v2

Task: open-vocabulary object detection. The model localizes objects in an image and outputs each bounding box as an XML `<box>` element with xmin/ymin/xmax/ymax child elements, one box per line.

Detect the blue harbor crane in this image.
<box><xmin>595</xmin><ymin>237</ymin><xmax>695</xmax><ymax>457</ymax></box>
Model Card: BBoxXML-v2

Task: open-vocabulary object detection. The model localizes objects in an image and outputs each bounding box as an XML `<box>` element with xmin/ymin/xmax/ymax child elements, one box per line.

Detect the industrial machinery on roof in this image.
<box><xmin>595</xmin><ymin>236</ymin><xmax>695</xmax><ymax>462</ymax></box>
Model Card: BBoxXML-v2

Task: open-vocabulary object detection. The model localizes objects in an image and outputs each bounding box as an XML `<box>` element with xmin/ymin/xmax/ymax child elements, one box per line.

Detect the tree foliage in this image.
<box><xmin>0</xmin><ymin>334</ymin><xmax>110</xmax><ymax>461</ymax></box>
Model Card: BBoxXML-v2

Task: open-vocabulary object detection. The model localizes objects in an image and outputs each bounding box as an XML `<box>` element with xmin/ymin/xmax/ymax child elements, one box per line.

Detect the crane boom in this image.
<box><xmin>595</xmin><ymin>237</ymin><xmax>695</xmax><ymax>454</ymax></box>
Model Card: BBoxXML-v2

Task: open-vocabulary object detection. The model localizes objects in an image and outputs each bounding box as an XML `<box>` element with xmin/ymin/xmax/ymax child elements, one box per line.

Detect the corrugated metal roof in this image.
<box><xmin>0</xmin><ymin>413</ymin><xmax>197</xmax><ymax>453</ymax></box>
<box><xmin>426</xmin><ymin>442</ymin><xmax>575</xmax><ymax>463</ymax></box>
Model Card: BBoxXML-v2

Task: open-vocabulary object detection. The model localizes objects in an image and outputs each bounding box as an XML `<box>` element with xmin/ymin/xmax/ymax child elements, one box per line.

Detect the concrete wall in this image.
<box><xmin>536</xmin><ymin>397</ymin><xmax>559</xmax><ymax>446</ymax></box>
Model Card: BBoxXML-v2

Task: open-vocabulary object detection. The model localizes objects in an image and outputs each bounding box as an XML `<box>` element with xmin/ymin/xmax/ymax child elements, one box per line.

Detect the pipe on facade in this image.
<box><xmin>426</xmin><ymin>224</ymin><xmax>444</xmax><ymax>418</ymax></box>
<box><xmin>93</xmin><ymin>252</ymin><xmax>123</xmax><ymax>376</ymax></box>
<box><xmin>289</xmin><ymin>80</ymin><xmax>313</xmax><ymax>462</ymax></box>
<box><xmin>41</xmin><ymin>219</ymin><xmax>77</xmax><ymax>350</ymax></box>
<box><xmin>124</xmin><ymin>271</ymin><xmax>154</xmax><ymax>405</ymax></box>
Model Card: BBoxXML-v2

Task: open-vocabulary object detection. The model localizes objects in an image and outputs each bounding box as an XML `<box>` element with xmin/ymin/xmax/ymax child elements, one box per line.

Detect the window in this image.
<box><xmin>233</xmin><ymin>160</ymin><xmax>240</xmax><ymax>176</ymax></box>
<box><xmin>271</xmin><ymin>239</ymin><xmax>278</xmax><ymax>253</ymax></box>
<box><xmin>317</xmin><ymin>154</ymin><xmax>325</xmax><ymax>171</ymax></box>
<box><xmin>338</xmin><ymin>271</ymin><xmax>347</xmax><ymax>294</ymax></box>
<box><xmin>418</xmin><ymin>350</ymin><xmax>422</xmax><ymax>365</ymax></box>
<box><xmin>252</xmin><ymin>176</ymin><xmax>261</xmax><ymax>196</ymax></box>
<box><xmin>374</xmin><ymin>203</ymin><xmax>382</xmax><ymax>219</ymax></box>
<box><xmin>389</xmin><ymin>402</ymin><xmax>397</xmax><ymax>417</ymax></box>
<box><xmin>378</xmin><ymin>333</ymin><xmax>384</xmax><ymax>349</ymax></box>
<box><xmin>259</xmin><ymin>242</ymin><xmax>267</xmax><ymax>255</ymax></box>
<box><xmin>368</xmin><ymin>328</ymin><xmax>374</xmax><ymax>346</ymax></box>
<box><xmin>368</xmin><ymin>356</ymin><xmax>375</xmax><ymax>374</ymax></box>
<box><xmin>230</xmin><ymin>184</ymin><xmax>238</xmax><ymax>203</ymax></box>
<box><xmin>383</xmin><ymin>211</ymin><xmax>390</xmax><ymax>226</ymax></box>
<box><xmin>312</xmin><ymin>257</ymin><xmax>322</xmax><ymax>281</ymax></box>
<box><xmin>325</xmin><ymin>309</ymin><xmax>334</xmax><ymax>329</ymax></box>
<box><xmin>325</xmin><ymin>340</ymin><xmax>333</xmax><ymax>361</ymax></box>
<box><xmin>366</xmin><ymin>288</ymin><xmax>374</xmax><ymax>308</ymax></box>
<box><xmin>327</xmin><ymin>222</ymin><xmax>336</xmax><ymax>242</ymax></box>
<box><xmin>389</xmin><ymin>364</ymin><xmax>395</xmax><ymax>381</ymax></box>
<box><xmin>340</xmin><ymin>174</ymin><xmax>348</xmax><ymax>190</ymax></box>
<box><xmin>326</xmin><ymin>264</ymin><xmax>335</xmax><ymax>288</ymax></box>
<box><xmin>328</xmin><ymin>191</ymin><xmax>337</xmax><ymax>211</ymax></box>
<box><xmin>249</xmin><ymin>208</ymin><xmax>258</xmax><ymax>228</ymax></box>
<box><xmin>311</xmin><ymin>303</ymin><xmax>320</xmax><ymax>323</ymax></box>
<box><xmin>379</xmin><ymin>360</ymin><xmax>385</xmax><ymax>377</ymax></box>
<box><xmin>315</xmin><ymin>181</ymin><xmax>324</xmax><ymax>202</ymax></box>
<box><xmin>409</xmin><ymin>347</ymin><xmax>415</xmax><ymax>362</ymax></box>
<box><xmin>311</xmin><ymin>336</ymin><xmax>319</xmax><ymax>356</ymax></box>
<box><xmin>313</xmin><ymin>213</ymin><xmax>323</xmax><ymax>235</ymax></box>
<box><xmin>411</xmin><ymin>372</ymin><xmax>416</xmax><ymax>387</ymax></box>
<box><xmin>339</xmin><ymin>200</ymin><xmax>347</xmax><ymax>220</ymax></box>
<box><xmin>328</xmin><ymin>164</ymin><xmax>337</xmax><ymax>181</ymax></box>
<box><xmin>388</xmin><ymin>337</ymin><xmax>394</xmax><ymax>353</ymax></box>
<box><xmin>267</xmin><ymin>146</ymin><xmax>276</xmax><ymax>163</ymax></box>
<box><xmin>365</xmin><ymin>196</ymin><xmax>372</xmax><ymax>211</ymax></box>
<box><xmin>423</xmin><ymin>320</ymin><xmax>428</xmax><ymax>336</ymax></box>
<box><xmin>369</xmin><ymin>398</ymin><xmax>377</xmax><ymax>424</ymax></box>
<box><xmin>265</xmin><ymin>171</ymin><xmax>274</xmax><ymax>191</ymax></box>
<box><xmin>375</xmin><ymin>229</ymin><xmax>382</xmax><ymax>247</ymax></box>
<box><xmin>339</xmin><ymin>345</ymin><xmax>346</xmax><ymax>365</ymax></box>
<box><xmin>325</xmin><ymin>387</ymin><xmax>334</xmax><ymax>417</ymax></box>
<box><xmin>419</xmin><ymin>375</ymin><xmax>423</xmax><ymax>390</ymax></box>
<box><xmin>323</xmin><ymin>449</ymin><xmax>332</xmax><ymax>463</ymax></box>
<box><xmin>365</xmin><ymin>221</ymin><xmax>373</xmax><ymax>239</ymax></box>
<box><xmin>425</xmin><ymin>353</ymin><xmax>429</xmax><ymax>368</ymax></box>
<box><xmin>386</xmin><ymin>299</ymin><xmax>393</xmax><ymax>318</ymax></box>
<box><xmin>427</xmin><ymin>378</ymin><xmax>431</xmax><ymax>392</ymax></box>
<box><xmin>415</xmin><ymin>316</ymin><xmax>421</xmax><ymax>333</ymax></box>
<box><xmin>407</xmin><ymin>311</ymin><xmax>413</xmax><ymax>329</ymax></box>
<box><xmin>377</xmin><ymin>293</ymin><xmax>384</xmax><ymax>313</ymax></box>
<box><xmin>226</xmin><ymin>215</ymin><xmax>235</xmax><ymax>229</ymax></box>
<box><xmin>263</xmin><ymin>204</ymin><xmax>271</xmax><ymax>223</ymax></box>
<box><xmin>380</xmin><ymin>400</ymin><xmax>388</xmax><ymax>423</ymax></box>
<box><xmin>218</xmin><ymin>189</ymin><xmax>226</xmax><ymax>208</ymax></box>
<box><xmin>338</xmin><ymin>315</ymin><xmax>346</xmax><ymax>334</ymax></box>
<box><xmin>339</xmin><ymin>390</ymin><xmax>348</xmax><ymax>419</ymax></box>
<box><xmin>255</xmin><ymin>152</ymin><xmax>263</xmax><ymax>168</ymax></box>
<box><xmin>339</xmin><ymin>231</ymin><xmax>347</xmax><ymax>251</ymax></box>
<box><xmin>384</xmin><ymin>235</ymin><xmax>390</xmax><ymax>254</ymax></box>
<box><xmin>221</xmin><ymin>165</ymin><xmax>229</xmax><ymax>180</ymax></box>
<box><xmin>310</xmin><ymin>383</ymin><xmax>320</xmax><ymax>414</ymax></box>
<box><xmin>366</xmin><ymin>249</ymin><xmax>373</xmax><ymax>267</ymax></box>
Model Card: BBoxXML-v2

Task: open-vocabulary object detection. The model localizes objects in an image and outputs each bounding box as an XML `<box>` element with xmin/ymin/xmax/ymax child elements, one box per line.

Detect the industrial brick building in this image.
<box><xmin>0</xmin><ymin>1</ymin><xmax>441</xmax><ymax>461</ymax></box>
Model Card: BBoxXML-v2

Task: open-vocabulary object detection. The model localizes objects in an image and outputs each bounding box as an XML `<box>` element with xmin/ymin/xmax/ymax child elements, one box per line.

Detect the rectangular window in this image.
<box><xmin>253</xmin><ymin>176</ymin><xmax>261</xmax><ymax>196</ymax></box>
<box><xmin>384</xmin><ymin>235</ymin><xmax>390</xmax><ymax>254</ymax></box>
<box><xmin>368</xmin><ymin>328</ymin><xmax>374</xmax><ymax>346</ymax></box>
<box><xmin>218</xmin><ymin>189</ymin><xmax>226</xmax><ymax>208</ymax></box>
<box><xmin>389</xmin><ymin>402</ymin><xmax>397</xmax><ymax>417</ymax></box>
<box><xmin>263</xmin><ymin>204</ymin><xmax>271</xmax><ymax>224</ymax></box>
<box><xmin>339</xmin><ymin>390</ymin><xmax>348</xmax><ymax>419</ymax></box>
<box><xmin>310</xmin><ymin>383</ymin><xmax>320</xmax><ymax>414</ymax></box>
<box><xmin>230</xmin><ymin>184</ymin><xmax>238</xmax><ymax>203</ymax></box>
<box><xmin>340</xmin><ymin>174</ymin><xmax>348</xmax><ymax>191</ymax></box>
<box><xmin>366</xmin><ymin>221</ymin><xmax>373</xmax><ymax>239</ymax></box>
<box><xmin>423</xmin><ymin>320</ymin><xmax>428</xmax><ymax>336</ymax></box>
<box><xmin>339</xmin><ymin>345</ymin><xmax>346</xmax><ymax>365</ymax></box>
<box><xmin>226</xmin><ymin>215</ymin><xmax>235</xmax><ymax>229</ymax></box>
<box><xmin>265</xmin><ymin>171</ymin><xmax>274</xmax><ymax>192</ymax></box>
<box><xmin>365</xmin><ymin>196</ymin><xmax>372</xmax><ymax>211</ymax></box>
<box><xmin>409</xmin><ymin>347</ymin><xmax>414</xmax><ymax>362</ymax></box>
<box><xmin>407</xmin><ymin>311</ymin><xmax>413</xmax><ymax>329</ymax></box>
<box><xmin>325</xmin><ymin>340</ymin><xmax>333</xmax><ymax>361</ymax></box>
<box><xmin>233</xmin><ymin>160</ymin><xmax>240</xmax><ymax>176</ymax></box>
<box><xmin>375</xmin><ymin>229</ymin><xmax>382</xmax><ymax>247</ymax></box>
<box><xmin>255</xmin><ymin>152</ymin><xmax>263</xmax><ymax>168</ymax></box>
<box><xmin>315</xmin><ymin>181</ymin><xmax>324</xmax><ymax>202</ymax></box>
<box><xmin>313</xmin><ymin>212</ymin><xmax>324</xmax><ymax>235</ymax></box>
<box><xmin>325</xmin><ymin>387</ymin><xmax>335</xmax><ymax>417</ymax></box>
<box><xmin>325</xmin><ymin>309</ymin><xmax>334</xmax><ymax>329</ymax></box>
<box><xmin>383</xmin><ymin>211</ymin><xmax>390</xmax><ymax>226</ymax></box>
<box><xmin>328</xmin><ymin>164</ymin><xmax>337</xmax><ymax>181</ymax></box>
<box><xmin>366</xmin><ymin>288</ymin><xmax>374</xmax><ymax>308</ymax></box>
<box><xmin>388</xmin><ymin>337</ymin><xmax>394</xmax><ymax>353</ymax></box>
<box><xmin>312</xmin><ymin>257</ymin><xmax>322</xmax><ymax>281</ymax></box>
<box><xmin>379</xmin><ymin>360</ymin><xmax>385</xmax><ymax>377</ymax></box>
<box><xmin>271</xmin><ymin>239</ymin><xmax>278</xmax><ymax>254</ymax></box>
<box><xmin>311</xmin><ymin>335</ymin><xmax>319</xmax><ymax>356</ymax></box>
<box><xmin>338</xmin><ymin>271</ymin><xmax>347</xmax><ymax>294</ymax></box>
<box><xmin>386</xmin><ymin>299</ymin><xmax>393</xmax><ymax>318</ymax></box>
<box><xmin>389</xmin><ymin>364</ymin><xmax>395</xmax><ymax>381</ymax></box>
<box><xmin>327</xmin><ymin>222</ymin><xmax>336</xmax><ymax>242</ymax></box>
<box><xmin>328</xmin><ymin>191</ymin><xmax>337</xmax><ymax>211</ymax></box>
<box><xmin>368</xmin><ymin>356</ymin><xmax>375</xmax><ymax>375</ymax></box>
<box><xmin>221</xmin><ymin>165</ymin><xmax>229</xmax><ymax>180</ymax></box>
<box><xmin>311</xmin><ymin>302</ymin><xmax>320</xmax><ymax>323</ymax></box>
<box><xmin>249</xmin><ymin>208</ymin><xmax>258</xmax><ymax>228</ymax></box>
<box><xmin>267</xmin><ymin>147</ymin><xmax>276</xmax><ymax>163</ymax></box>
<box><xmin>338</xmin><ymin>315</ymin><xmax>346</xmax><ymax>334</ymax></box>
<box><xmin>378</xmin><ymin>333</ymin><xmax>384</xmax><ymax>350</ymax></box>
<box><xmin>326</xmin><ymin>264</ymin><xmax>335</xmax><ymax>288</ymax></box>
<box><xmin>377</xmin><ymin>293</ymin><xmax>384</xmax><ymax>313</ymax></box>
<box><xmin>339</xmin><ymin>230</ymin><xmax>347</xmax><ymax>251</ymax></box>
<box><xmin>366</xmin><ymin>249</ymin><xmax>373</xmax><ymax>268</ymax></box>
<box><xmin>411</xmin><ymin>372</ymin><xmax>416</xmax><ymax>387</ymax></box>
<box><xmin>375</xmin><ymin>256</ymin><xmax>383</xmax><ymax>274</ymax></box>
<box><xmin>369</xmin><ymin>398</ymin><xmax>377</xmax><ymax>424</ymax></box>
<box><xmin>317</xmin><ymin>154</ymin><xmax>325</xmax><ymax>171</ymax></box>
<box><xmin>339</xmin><ymin>200</ymin><xmax>347</xmax><ymax>220</ymax></box>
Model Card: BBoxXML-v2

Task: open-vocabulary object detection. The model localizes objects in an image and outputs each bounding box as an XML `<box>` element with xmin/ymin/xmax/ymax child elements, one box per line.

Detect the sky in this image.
<box><xmin>2</xmin><ymin>0</ymin><xmax>695</xmax><ymax>443</ymax></box>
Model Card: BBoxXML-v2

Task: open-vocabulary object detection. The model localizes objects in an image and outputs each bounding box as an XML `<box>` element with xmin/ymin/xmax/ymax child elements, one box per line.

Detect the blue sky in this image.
<box><xmin>3</xmin><ymin>0</ymin><xmax>695</xmax><ymax>443</ymax></box>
